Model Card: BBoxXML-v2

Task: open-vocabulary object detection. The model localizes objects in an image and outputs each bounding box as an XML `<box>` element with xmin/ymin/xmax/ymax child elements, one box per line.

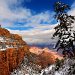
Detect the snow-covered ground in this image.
<box><xmin>11</xmin><ymin>57</ymin><xmax>41</xmax><ymax>75</ymax></box>
<box><xmin>41</xmin><ymin>58</ymin><xmax>75</xmax><ymax>75</ymax></box>
<box><xmin>11</xmin><ymin>57</ymin><xmax>75</xmax><ymax>75</ymax></box>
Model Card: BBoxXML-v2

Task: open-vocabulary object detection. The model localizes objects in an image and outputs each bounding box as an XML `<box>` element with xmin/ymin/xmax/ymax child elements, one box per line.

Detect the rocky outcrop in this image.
<box><xmin>0</xmin><ymin>46</ymin><xmax>29</xmax><ymax>75</ymax></box>
<box><xmin>29</xmin><ymin>47</ymin><xmax>63</xmax><ymax>68</ymax></box>
<box><xmin>0</xmin><ymin>50</ymin><xmax>9</xmax><ymax>75</ymax></box>
<box><xmin>0</xmin><ymin>28</ymin><xmax>29</xmax><ymax>75</ymax></box>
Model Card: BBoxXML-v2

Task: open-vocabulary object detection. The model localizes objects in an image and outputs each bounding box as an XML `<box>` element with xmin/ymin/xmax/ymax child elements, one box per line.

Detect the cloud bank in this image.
<box><xmin>0</xmin><ymin>0</ymin><xmax>75</xmax><ymax>45</ymax></box>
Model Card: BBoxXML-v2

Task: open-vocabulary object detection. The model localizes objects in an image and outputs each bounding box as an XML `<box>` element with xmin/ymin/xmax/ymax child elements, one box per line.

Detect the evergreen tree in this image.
<box><xmin>53</xmin><ymin>1</ymin><xmax>75</xmax><ymax>57</ymax></box>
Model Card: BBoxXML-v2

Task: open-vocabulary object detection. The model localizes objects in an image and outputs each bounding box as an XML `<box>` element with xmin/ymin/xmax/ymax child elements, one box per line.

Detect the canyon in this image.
<box><xmin>29</xmin><ymin>47</ymin><xmax>63</xmax><ymax>68</ymax></box>
<box><xmin>0</xmin><ymin>27</ymin><xmax>63</xmax><ymax>75</ymax></box>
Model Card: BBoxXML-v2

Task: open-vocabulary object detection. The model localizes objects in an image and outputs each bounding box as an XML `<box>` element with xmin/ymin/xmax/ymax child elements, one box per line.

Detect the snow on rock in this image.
<box><xmin>0</xmin><ymin>48</ymin><xmax>6</xmax><ymax>51</ymax></box>
<box><xmin>40</xmin><ymin>58</ymin><xmax>75</xmax><ymax>75</ymax></box>
<box><xmin>10</xmin><ymin>52</ymin><xmax>75</xmax><ymax>75</ymax></box>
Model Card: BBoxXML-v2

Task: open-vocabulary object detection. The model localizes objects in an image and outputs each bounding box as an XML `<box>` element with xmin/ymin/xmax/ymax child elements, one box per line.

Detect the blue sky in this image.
<box><xmin>0</xmin><ymin>0</ymin><xmax>75</xmax><ymax>45</ymax></box>
<box><xmin>21</xmin><ymin>0</ymin><xmax>74</xmax><ymax>12</ymax></box>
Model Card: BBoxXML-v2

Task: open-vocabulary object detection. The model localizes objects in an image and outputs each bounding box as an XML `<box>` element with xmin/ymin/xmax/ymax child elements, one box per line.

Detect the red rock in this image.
<box><xmin>29</xmin><ymin>47</ymin><xmax>63</xmax><ymax>68</ymax></box>
<box><xmin>0</xmin><ymin>28</ymin><xmax>29</xmax><ymax>75</ymax></box>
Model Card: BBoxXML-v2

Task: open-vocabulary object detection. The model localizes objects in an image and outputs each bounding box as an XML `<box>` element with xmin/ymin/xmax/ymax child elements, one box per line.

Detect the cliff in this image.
<box><xmin>0</xmin><ymin>28</ymin><xmax>29</xmax><ymax>75</ymax></box>
<box><xmin>29</xmin><ymin>47</ymin><xmax>63</xmax><ymax>68</ymax></box>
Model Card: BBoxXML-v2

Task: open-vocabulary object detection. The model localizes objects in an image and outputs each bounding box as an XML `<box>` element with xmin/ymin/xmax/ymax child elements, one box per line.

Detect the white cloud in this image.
<box><xmin>3</xmin><ymin>0</ymin><xmax>75</xmax><ymax>45</ymax></box>
<box><xmin>29</xmin><ymin>11</ymin><xmax>54</xmax><ymax>24</ymax></box>
<box><xmin>0</xmin><ymin>0</ymin><xmax>56</xmax><ymax>45</ymax></box>
<box><xmin>68</xmin><ymin>2</ymin><xmax>75</xmax><ymax>16</ymax></box>
<box><xmin>8</xmin><ymin>24</ymin><xmax>56</xmax><ymax>44</ymax></box>
<box><xmin>0</xmin><ymin>0</ymin><xmax>32</xmax><ymax>27</ymax></box>
<box><xmin>0</xmin><ymin>0</ymin><xmax>54</xmax><ymax>28</ymax></box>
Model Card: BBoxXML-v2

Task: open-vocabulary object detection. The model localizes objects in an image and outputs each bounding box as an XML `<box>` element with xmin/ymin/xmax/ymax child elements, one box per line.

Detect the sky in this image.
<box><xmin>0</xmin><ymin>0</ymin><xmax>75</xmax><ymax>45</ymax></box>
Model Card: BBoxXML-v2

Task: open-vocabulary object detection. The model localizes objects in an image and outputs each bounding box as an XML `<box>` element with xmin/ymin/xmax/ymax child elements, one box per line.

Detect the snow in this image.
<box><xmin>11</xmin><ymin>56</ymin><xmax>41</xmax><ymax>75</ymax></box>
<box><xmin>0</xmin><ymin>48</ymin><xmax>6</xmax><ymax>51</ymax></box>
<box><xmin>10</xmin><ymin>55</ymin><xmax>75</xmax><ymax>75</ymax></box>
<box><xmin>40</xmin><ymin>58</ymin><xmax>75</xmax><ymax>75</ymax></box>
<box><xmin>55</xmin><ymin>71</ymin><xmax>61</xmax><ymax>75</ymax></box>
<box><xmin>0</xmin><ymin>36</ymin><xmax>19</xmax><ymax>51</ymax></box>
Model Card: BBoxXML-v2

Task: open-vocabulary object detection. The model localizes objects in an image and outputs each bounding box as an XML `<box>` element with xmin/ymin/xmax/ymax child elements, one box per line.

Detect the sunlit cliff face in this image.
<box><xmin>29</xmin><ymin>47</ymin><xmax>63</xmax><ymax>63</ymax></box>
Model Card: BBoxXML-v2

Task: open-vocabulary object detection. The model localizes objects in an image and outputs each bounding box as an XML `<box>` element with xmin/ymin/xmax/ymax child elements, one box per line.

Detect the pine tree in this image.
<box><xmin>53</xmin><ymin>1</ymin><xmax>75</xmax><ymax>57</ymax></box>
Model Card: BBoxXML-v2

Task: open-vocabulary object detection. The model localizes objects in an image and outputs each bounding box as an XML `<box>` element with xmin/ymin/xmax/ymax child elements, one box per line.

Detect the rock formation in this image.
<box><xmin>29</xmin><ymin>47</ymin><xmax>63</xmax><ymax>68</ymax></box>
<box><xmin>0</xmin><ymin>28</ymin><xmax>29</xmax><ymax>75</ymax></box>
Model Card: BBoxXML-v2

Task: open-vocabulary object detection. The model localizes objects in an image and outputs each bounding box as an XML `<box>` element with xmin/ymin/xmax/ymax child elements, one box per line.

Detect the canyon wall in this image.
<box><xmin>0</xmin><ymin>46</ymin><xmax>29</xmax><ymax>75</ymax></box>
<box><xmin>0</xmin><ymin>27</ymin><xmax>29</xmax><ymax>75</ymax></box>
